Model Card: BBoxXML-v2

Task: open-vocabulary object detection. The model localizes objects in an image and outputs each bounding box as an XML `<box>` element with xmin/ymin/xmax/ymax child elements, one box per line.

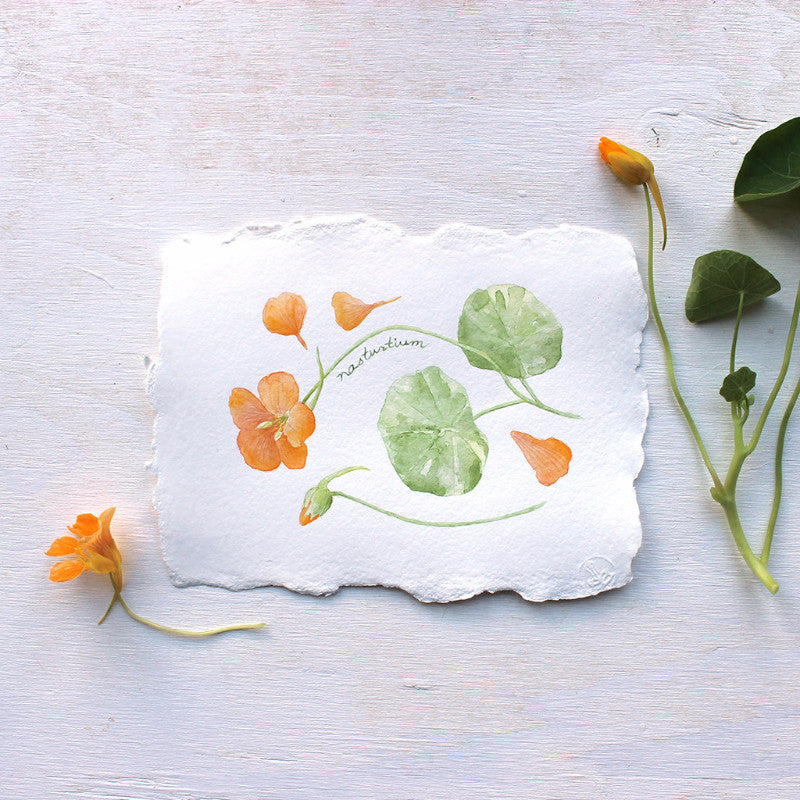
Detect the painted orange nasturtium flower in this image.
<box><xmin>46</xmin><ymin>507</ymin><xmax>123</xmax><ymax>589</ymax></box>
<box><xmin>332</xmin><ymin>292</ymin><xmax>401</xmax><ymax>331</ymax></box>
<box><xmin>598</xmin><ymin>136</ymin><xmax>667</xmax><ymax>247</ymax></box>
<box><xmin>263</xmin><ymin>292</ymin><xmax>308</xmax><ymax>349</ymax></box>
<box><xmin>229</xmin><ymin>372</ymin><xmax>316</xmax><ymax>471</ymax></box>
<box><xmin>510</xmin><ymin>431</ymin><xmax>572</xmax><ymax>486</ymax></box>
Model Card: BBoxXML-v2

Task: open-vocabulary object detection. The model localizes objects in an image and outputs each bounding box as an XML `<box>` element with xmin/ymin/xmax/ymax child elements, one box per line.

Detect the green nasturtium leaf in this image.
<box><xmin>457</xmin><ymin>284</ymin><xmax>562</xmax><ymax>379</ymax></box>
<box><xmin>377</xmin><ymin>366</ymin><xmax>488</xmax><ymax>496</ymax></box>
<box><xmin>720</xmin><ymin>367</ymin><xmax>756</xmax><ymax>405</ymax></box>
<box><xmin>734</xmin><ymin>117</ymin><xmax>800</xmax><ymax>202</ymax></box>
<box><xmin>685</xmin><ymin>250</ymin><xmax>780</xmax><ymax>323</ymax></box>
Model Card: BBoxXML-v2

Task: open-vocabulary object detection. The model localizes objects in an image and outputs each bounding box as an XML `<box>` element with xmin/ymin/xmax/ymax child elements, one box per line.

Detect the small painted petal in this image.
<box><xmin>332</xmin><ymin>292</ymin><xmax>401</xmax><ymax>331</ymax></box>
<box><xmin>263</xmin><ymin>292</ymin><xmax>308</xmax><ymax>349</ymax></box>
<box><xmin>277</xmin><ymin>436</ymin><xmax>308</xmax><ymax>470</ymax></box>
<box><xmin>46</xmin><ymin>536</ymin><xmax>82</xmax><ymax>556</ymax></box>
<box><xmin>237</xmin><ymin>429</ymin><xmax>281</xmax><ymax>471</ymax></box>
<box><xmin>49</xmin><ymin>560</ymin><xmax>85</xmax><ymax>582</ymax></box>
<box><xmin>230</xmin><ymin>388</ymin><xmax>272</xmax><ymax>431</ymax></box>
<box><xmin>284</xmin><ymin>402</ymin><xmax>316</xmax><ymax>447</ymax></box>
<box><xmin>510</xmin><ymin>431</ymin><xmax>572</xmax><ymax>486</ymax></box>
<box><xmin>258</xmin><ymin>372</ymin><xmax>300</xmax><ymax>416</ymax></box>
<box><xmin>68</xmin><ymin>513</ymin><xmax>99</xmax><ymax>538</ymax></box>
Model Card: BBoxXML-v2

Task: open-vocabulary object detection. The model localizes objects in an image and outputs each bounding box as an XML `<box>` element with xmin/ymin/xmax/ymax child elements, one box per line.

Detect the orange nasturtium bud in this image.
<box><xmin>299</xmin><ymin>484</ymin><xmax>334</xmax><ymax>526</ymax></box>
<box><xmin>263</xmin><ymin>292</ymin><xmax>308</xmax><ymax>349</ymax></box>
<box><xmin>599</xmin><ymin>137</ymin><xmax>667</xmax><ymax>248</ymax></box>
<box><xmin>298</xmin><ymin>466</ymin><xmax>369</xmax><ymax>525</ymax></box>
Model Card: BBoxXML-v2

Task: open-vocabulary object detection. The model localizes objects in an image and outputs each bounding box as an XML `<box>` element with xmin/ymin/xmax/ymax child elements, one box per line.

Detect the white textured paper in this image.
<box><xmin>151</xmin><ymin>218</ymin><xmax>647</xmax><ymax>602</ymax></box>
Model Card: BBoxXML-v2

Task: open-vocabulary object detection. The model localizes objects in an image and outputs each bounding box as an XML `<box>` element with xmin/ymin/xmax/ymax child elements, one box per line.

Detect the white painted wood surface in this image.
<box><xmin>3</xmin><ymin>2</ymin><xmax>800</xmax><ymax>797</ymax></box>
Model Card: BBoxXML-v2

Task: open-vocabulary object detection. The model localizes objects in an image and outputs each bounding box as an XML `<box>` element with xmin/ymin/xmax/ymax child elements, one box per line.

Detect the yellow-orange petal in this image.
<box><xmin>263</xmin><ymin>292</ymin><xmax>308</xmax><ymax>349</ymax></box>
<box><xmin>277</xmin><ymin>436</ymin><xmax>308</xmax><ymax>470</ymax></box>
<box><xmin>86</xmin><ymin>511</ymin><xmax>123</xmax><ymax>578</ymax></box>
<box><xmin>46</xmin><ymin>536</ymin><xmax>81</xmax><ymax>557</ymax></box>
<box><xmin>598</xmin><ymin>137</ymin><xmax>653</xmax><ymax>186</ymax></box>
<box><xmin>229</xmin><ymin>388</ymin><xmax>272</xmax><ymax>431</ymax></box>
<box><xmin>237</xmin><ymin>429</ymin><xmax>281</xmax><ymax>471</ymax></box>
<box><xmin>49</xmin><ymin>559</ymin><xmax>85</xmax><ymax>582</ymax></box>
<box><xmin>510</xmin><ymin>431</ymin><xmax>572</xmax><ymax>486</ymax></box>
<box><xmin>284</xmin><ymin>402</ymin><xmax>316</xmax><ymax>447</ymax></box>
<box><xmin>258</xmin><ymin>372</ymin><xmax>299</xmax><ymax>416</ymax></box>
<box><xmin>98</xmin><ymin>507</ymin><xmax>116</xmax><ymax>529</ymax></box>
<box><xmin>67</xmin><ymin>513</ymin><xmax>99</xmax><ymax>538</ymax></box>
<box><xmin>332</xmin><ymin>292</ymin><xmax>401</xmax><ymax>331</ymax></box>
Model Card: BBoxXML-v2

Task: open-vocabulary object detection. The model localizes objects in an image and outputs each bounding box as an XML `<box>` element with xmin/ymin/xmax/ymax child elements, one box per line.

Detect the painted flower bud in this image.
<box><xmin>299</xmin><ymin>484</ymin><xmax>333</xmax><ymax>526</ymax></box>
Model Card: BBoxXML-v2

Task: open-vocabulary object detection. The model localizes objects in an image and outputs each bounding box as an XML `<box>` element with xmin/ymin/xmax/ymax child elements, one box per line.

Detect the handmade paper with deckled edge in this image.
<box><xmin>150</xmin><ymin>218</ymin><xmax>648</xmax><ymax>602</ymax></box>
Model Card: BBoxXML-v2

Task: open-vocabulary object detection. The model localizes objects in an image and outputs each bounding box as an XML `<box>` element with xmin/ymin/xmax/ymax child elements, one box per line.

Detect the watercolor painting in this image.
<box><xmin>228</xmin><ymin>284</ymin><xmax>575</xmax><ymax>527</ymax></box>
<box><xmin>152</xmin><ymin>218</ymin><xmax>647</xmax><ymax>602</ymax></box>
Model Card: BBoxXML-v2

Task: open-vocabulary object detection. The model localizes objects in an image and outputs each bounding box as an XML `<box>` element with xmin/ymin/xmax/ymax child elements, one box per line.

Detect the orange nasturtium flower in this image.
<box><xmin>332</xmin><ymin>292</ymin><xmax>401</xmax><ymax>331</ymax></box>
<box><xmin>598</xmin><ymin>137</ymin><xmax>667</xmax><ymax>247</ymax></box>
<box><xmin>47</xmin><ymin>507</ymin><xmax>123</xmax><ymax>589</ymax></box>
<box><xmin>510</xmin><ymin>431</ymin><xmax>572</xmax><ymax>486</ymax></box>
<box><xmin>230</xmin><ymin>372</ymin><xmax>316</xmax><ymax>471</ymax></box>
<box><xmin>47</xmin><ymin>508</ymin><xmax>265</xmax><ymax>636</ymax></box>
<box><xmin>263</xmin><ymin>292</ymin><xmax>308</xmax><ymax>349</ymax></box>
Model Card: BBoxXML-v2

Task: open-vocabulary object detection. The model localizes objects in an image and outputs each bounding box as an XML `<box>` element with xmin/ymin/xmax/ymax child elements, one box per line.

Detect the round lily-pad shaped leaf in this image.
<box><xmin>378</xmin><ymin>366</ymin><xmax>489</xmax><ymax>496</ymax></box>
<box><xmin>685</xmin><ymin>250</ymin><xmax>780</xmax><ymax>323</ymax></box>
<box><xmin>457</xmin><ymin>284</ymin><xmax>562</xmax><ymax>379</ymax></box>
<box><xmin>734</xmin><ymin>117</ymin><xmax>800</xmax><ymax>202</ymax></box>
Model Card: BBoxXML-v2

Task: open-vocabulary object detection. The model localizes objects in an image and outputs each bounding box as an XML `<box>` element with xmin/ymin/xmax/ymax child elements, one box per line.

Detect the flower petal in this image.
<box><xmin>263</xmin><ymin>292</ymin><xmax>308</xmax><ymax>348</ymax></box>
<box><xmin>229</xmin><ymin>388</ymin><xmax>271</xmax><ymax>431</ymax></box>
<box><xmin>46</xmin><ymin>536</ymin><xmax>81</xmax><ymax>556</ymax></box>
<box><xmin>237</xmin><ymin>429</ymin><xmax>281</xmax><ymax>471</ymax></box>
<box><xmin>258</xmin><ymin>372</ymin><xmax>299</xmax><ymax>416</ymax></box>
<box><xmin>510</xmin><ymin>431</ymin><xmax>572</xmax><ymax>486</ymax></box>
<box><xmin>332</xmin><ymin>292</ymin><xmax>401</xmax><ymax>331</ymax></box>
<box><xmin>98</xmin><ymin>507</ymin><xmax>116</xmax><ymax>529</ymax></box>
<box><xmin>277</xmin><ymin>436</ymin><xmax>307</xmax><ymax>470</ymax></box>
<box><xmin>67</xmin><ymin>513</ymin><xmax>99</xmax><ymax>538</ymax></box>
<box><xmin>284</xmin><ymin>402</ymin><xmax>316</xmax><ymax>447</ymax></box>
<box><xmin>49</xmin><ymin>559</ymin><xmax>85</xmax><ymax>582</ymax></box>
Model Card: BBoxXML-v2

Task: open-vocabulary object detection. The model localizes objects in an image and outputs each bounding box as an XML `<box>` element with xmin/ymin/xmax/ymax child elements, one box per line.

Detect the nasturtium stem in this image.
<box><xmin>716</xmin><ymin>495</ymin><xmax>779</xmax><ymax>594</ymax></box>
<box><xmin>330</xmin><ymin>491</ymin><xmax>544</xmax><ymax>527</ymax></box>
<box><xmin>730</xmin><ymin>291</ymin><xmax>745</xmax><ymax>374</ymax></box>
<box><xmin>747</xmin><ymin>278</ymin><xmax>800</xmax><ymax>454</ymax></box>
<box><xmin>301</xmin><ymin>324</ymin><xmax>578</xmax><ymax>419</ymax></box>
<box><xmin>97</xmin><ymin>592</ymin><xmax>118</xmax><ymax>625</ymax></box>
<box><xmin>762</xmin><ymin>370</ymin><xmax>800</xmax><ymax>565</ymax></box>
<box><xmin>102</xmin><ymin>578</ymin><xmax>266</xmax><ymax>637</ymax></box>
<box><xmin>643</xmin><ymin>185</ymin><xmax>778</xmax><ymax>591</ymax></box>
<box><xmin>307</xmin><ymin>347</ymin><xmax>325</xmax><ymax>411</ymax></box>
<box><xmin>519</xmin><ymin>376</ymin><xmax>578</xmax><ymax>418</ymax></box>
<box><xmin>472</xmin><ymin>399</ymin><xmax>528</xmax><ymax>421</ymax></box>
<box><xmin>643</xmin><ymin>184</ymin><xmax>723</xmax><ymax>492</ymax></box>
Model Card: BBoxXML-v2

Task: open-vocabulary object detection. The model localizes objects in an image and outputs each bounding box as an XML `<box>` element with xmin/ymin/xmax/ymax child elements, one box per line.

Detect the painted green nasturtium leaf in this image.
<box><xmin>734</xmin><ymin>117</ymin><xmax>800</xmax><ymax>202</ymax></box>
<box><xmin>685</xmin><ymin>250</ymin><xmax>780</xmax><ymax>323</ymax></box>
<box><xmin>377</xmin><ymin>366</ymin><xmax>489</xmax><ymax>496</ymax></box>
<box><xmin>457</xmin><ymin>284</ymin><xmax>562</xmax><ymax>378</ymax></box>
<box><xmin>720</xmin><ymin>367</ymin><xmax>756</xmax><ymax>405</ymax></box>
